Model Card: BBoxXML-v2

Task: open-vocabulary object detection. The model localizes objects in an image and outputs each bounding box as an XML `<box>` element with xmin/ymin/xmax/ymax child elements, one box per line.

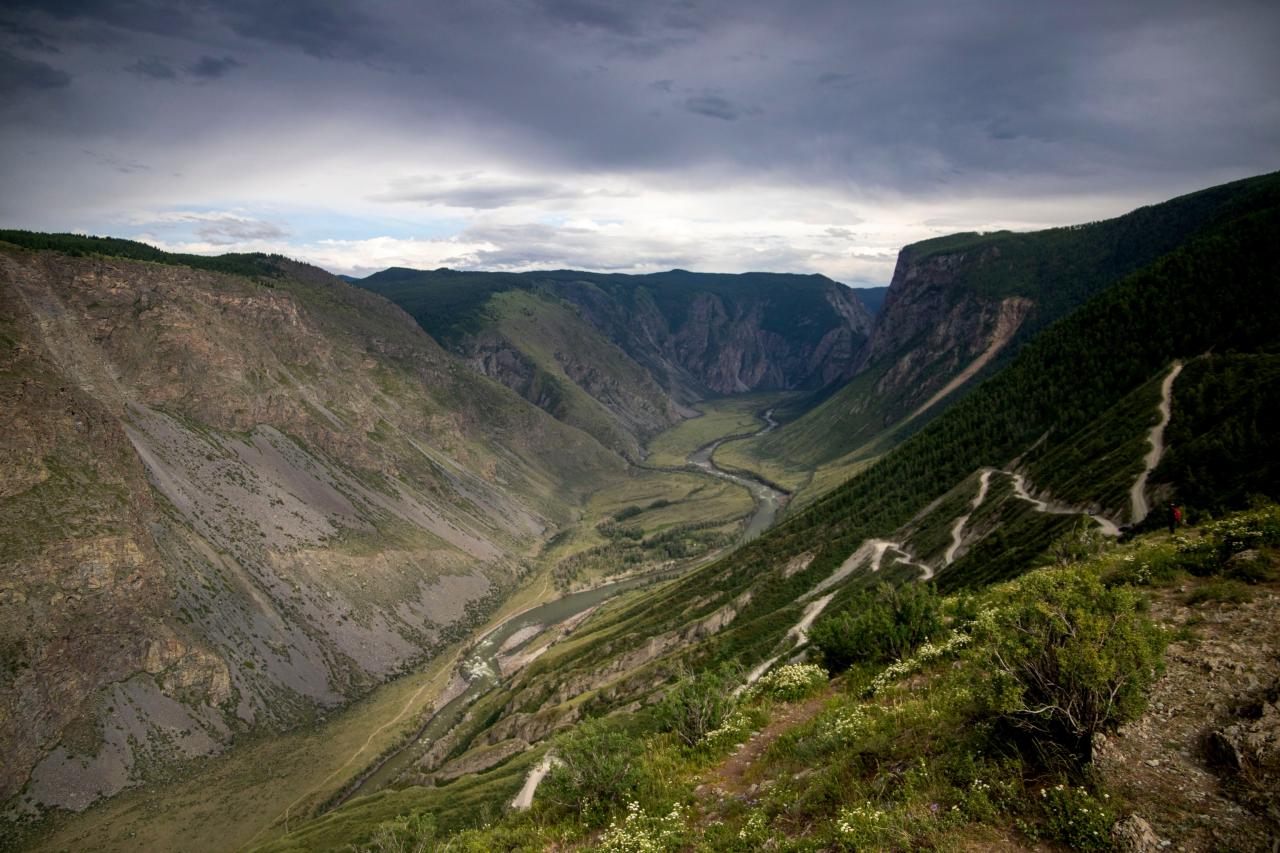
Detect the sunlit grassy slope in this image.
<box><xmin>644</xmin><ymin>394</ymin><xmax>787</xmax><ymax>468</ymax></box>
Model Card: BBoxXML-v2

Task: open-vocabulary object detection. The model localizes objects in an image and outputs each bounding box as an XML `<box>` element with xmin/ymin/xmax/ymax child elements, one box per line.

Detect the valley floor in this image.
<box><xmin>12</xmin><ymin>395</ymin><xmax>786</xmax><ymax>853</ymax></box>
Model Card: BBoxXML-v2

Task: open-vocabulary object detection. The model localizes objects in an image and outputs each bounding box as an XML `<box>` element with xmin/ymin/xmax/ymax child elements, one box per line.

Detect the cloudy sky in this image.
<box><xmin>1</xmin><ymin>1</ymin><xmax>1277</xmax><ymax>284</ymax></box>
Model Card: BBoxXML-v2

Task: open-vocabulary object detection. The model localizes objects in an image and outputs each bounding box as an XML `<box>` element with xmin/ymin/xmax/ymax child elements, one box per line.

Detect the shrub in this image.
<box><xmin>833</xmin><ymin>801</ymin><xmax>897</xmax><ymax>849</ymax></box>
<box><xmin>353</xmin><ymin>813</ymin><xmax>436</xmax><ymax>853</ymax></box>
<box><xmin>1102</xmin><ymin>544</ymin><xmax>1188</xmax><ymax>587</ymax></box>
<box><xmin>1171</xmin><ymin>504</ymin><xmax>1280</xmax><ymax>576</ymax></box>
<box><xmin>1050</xmin><ymin>518</ymin><xmax>1107</xmax><ymax>566</ymax></box>
<box><xmin>1037</xmin><ymin>782</ymin><xmax>1116</xmax><ymax>851</ymax></box>
<box><xmin>754</xmin><ymin>663</ymin><xmax>827</xmax><ymax>702</ymax></box>
<box><xmin>865</xmin><ymin>631</ymin><xmax>972</xmax><ymax>697</ymax></box>
<box><xmin>699</xmin><ymin>708</ymin><xmax>755</xmax><ymax>751</ymax></box>
<box><xmin>540</xmin><ymin>718</ymin><xmax>645</xmax><ymax>826</ymax></box>
<box><xmin>596</xmin><ymin>801</ymin><xmax>688</xmax><ymax>853</ymax></box>
<box><xmin>1222</xmin><ymin>547</ymin><xmax>1280</xmax><ymax>583</ymax></box>
<box><xmin>979</xmin><ymin>567</ymin><xmax>1166</xmax><ymax>763</ymax></box>
<box><xmin>655</xmin><ymin>665</ymin><xmax>740</xmax><ymax>748</ymax></box>
<box><xmin>811</xmin><ymin>582</ymin><xmax>942</xmax><ymax>671</ymax></box>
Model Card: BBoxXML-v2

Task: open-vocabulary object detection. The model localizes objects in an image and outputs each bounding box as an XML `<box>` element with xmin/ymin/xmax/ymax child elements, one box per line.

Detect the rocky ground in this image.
<box><xmin>1095</xmin><ymin>577</ymin><xmax>1280</xmax><ymax>852</ymax></box>
<box><xmin>688</xmin><ymin>574</ymin><xmax>1280</xmax><ymax>852</ymax></box>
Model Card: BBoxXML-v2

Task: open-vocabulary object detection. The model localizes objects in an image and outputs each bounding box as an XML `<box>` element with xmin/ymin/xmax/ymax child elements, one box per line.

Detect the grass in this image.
<box><xmin>539</xmin><ymin>467</ymin><xmax>753</xmax><ymax>588</ymax></box>
<box><xmin>718</xmin><ymin>366</ymin><xmax>899</xmax><ymax>482</ymax></box>
<box><xmin>1024</xmin><ymin>370</ymin><xmax>1167</xmax><ymax>518</ymax></box>
<box><xmin>1184</xmin><ymin>578</ymin><xmax>1254</xmax><ymax>605</ymax></box>
<box><xmin>25</xmin><ymin>646</ymin><xmax>464</xmax><ymax>853</ymax></box>
<box><xmin>643</xmin><ymin>394</ymin><xmax>785</xmax><ymax>469</ymax></box>
<box><xmin>326</xmin><ymin>514</ymin><xmax>1223</xmax><ymax>851</ymax></box>
<box><xmin>252</xmin><ymin>748</ymin><xmax>544</xmax><ymax>852</ymax></box>
<box><xmin>229</xmin><ymin>496</ymin><xmax>1279</xmax><ymax>853</ymax></box>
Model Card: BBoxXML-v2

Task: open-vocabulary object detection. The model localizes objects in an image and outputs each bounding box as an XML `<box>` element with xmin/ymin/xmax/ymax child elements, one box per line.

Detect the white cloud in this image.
<box><xmin>118</xmin><ymin>169</ymin><xmax>1171</xmax><ymax>284</ymax></box>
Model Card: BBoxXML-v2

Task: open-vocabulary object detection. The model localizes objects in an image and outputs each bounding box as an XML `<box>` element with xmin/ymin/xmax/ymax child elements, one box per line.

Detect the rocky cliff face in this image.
<box><xmin>0</xmin><ymin>246</ymin><xmax>620</xmax><ymax>813</ymax></box>
<box><xmin>549</xmin><ymin>273</ymin><xmax>874</xmax><ymax>398</ymax></box>
<box><xmin>739</xmin><ymin>174</ymin><xmax>1280</xmax><ymax>479</ymax></box>
<box><xmin>858</xmin><ymin>246</ymin><xmax>1034</xmax><ymax>423</ymax></box>
<box><xmin>359</xmin><ymin>270</ymin><xmax>874</xmax><ymax>456</ymax></box>
<box><xmin>729</xmin><ymin>247</ymin><xmax>1040</xmax><ymax>474</ymax></box>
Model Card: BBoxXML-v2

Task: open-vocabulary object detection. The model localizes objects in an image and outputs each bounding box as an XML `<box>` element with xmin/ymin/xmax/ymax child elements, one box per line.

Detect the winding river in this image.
<box><xmin>686</xmin><ymin>408</ymin><xmax>787</xmax><ymax>539</ymax></box>
<box><xmin>336</xmin><ymin>407</ymin><xmax>786</xmax><ymax>806</ymax></box>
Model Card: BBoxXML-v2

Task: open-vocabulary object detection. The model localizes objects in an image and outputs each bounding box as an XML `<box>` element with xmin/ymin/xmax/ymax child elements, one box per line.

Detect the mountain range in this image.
<box><xmin>1</xmin><ymin>170</ymin><xmax>1277</xmax><ymax>852</ymax></box>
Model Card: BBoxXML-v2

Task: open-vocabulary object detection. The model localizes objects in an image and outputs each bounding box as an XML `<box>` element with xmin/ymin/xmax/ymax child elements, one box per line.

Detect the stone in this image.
<box><xmin>1206</xmin><ymin>727</ymin><xmax>1244</xmax><ymax>770</ymax></box>
<box><xmin>1112</xmin><ymin>814</ymin><xmax>1161</xmax><ymax>853</ymax></box>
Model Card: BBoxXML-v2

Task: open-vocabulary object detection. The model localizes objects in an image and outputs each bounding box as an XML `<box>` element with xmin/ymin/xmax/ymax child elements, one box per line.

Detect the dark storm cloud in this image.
<box><xmin>7</xmin><ymin>0</ymin><xmax>204</xmax><ymax>40</ymax></box>
<box><xmin>216</xmin><ymin>0</ymin><xmax>388</xmax><ymax>61</ymax></box>
<box><xmin>0</xmin><ymin>20</ymin><xmax>60</xmax><ymax>53</ymax></box>
<box><xmin>124</xmin><ymin>57</ymin><xmax>175</xmax><ymax>79</ymax></box>
<box><xmin>186</xmin><ymin>54</ymin><xmax>239</xmax><ymax>78</ymax></box>
<box><xmin>7</xmin><ymin>0</ymin><xmax>1276</xmax><ymax>192</ymax></box>
<box><xmin>2</xmin><ymin>0</ymin><xmax>1279</xmax><ymax>260</ymax></box>
<box><xmin>684</xmin><ymin>93</ymin><xmax>757</xmax><ymax>121</ymax></box>
<box><xmin>0</xmin><ymin>49</ymin><xmax>70</xmax><ymax>93</ymax></box>
<box><xmin>85</xmin><ymin>150</ymin><xmax>149</xmax><ymax>173</ymax></box>
<box><xmin>125</xmin><ymin>54</ymin><xmax>240</xmax><ymax>81</ymax></box>
<box><xmin>537</xmin><ymin>0</ymin><xmax>639</xmax><ymax>36</ymax></box>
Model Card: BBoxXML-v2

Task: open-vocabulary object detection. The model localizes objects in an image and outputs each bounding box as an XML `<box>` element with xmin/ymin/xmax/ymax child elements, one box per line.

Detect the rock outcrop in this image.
<box><xmin>856</xmin><ymin>246</ymin><xmax>1034</xmax><ymax>423</ymax></box>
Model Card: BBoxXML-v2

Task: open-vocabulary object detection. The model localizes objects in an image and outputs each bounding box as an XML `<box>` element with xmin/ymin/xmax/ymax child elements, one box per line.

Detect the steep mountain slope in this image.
<box><xmin>852</xmin><ymin>284</ymin><xmax>890</xmax><ymax>316</ymax></box>
<box><xmin>260</xmin><ymin>188</ymin><xmax>1280</xmax><ymax>850</ymax></box>
<box><xmin>0</xmin><ymin>238</ymin><xmax>625</xmax><ymax>814</ymax></box>
<box><xmin>357</xmin><ymin>268</ymin><xmax>873</xmax><ymax>459</ymax></box>
<box><xmin>729</xmin><ymin>171</ymin><xmax>1280</xmax><ymax>483</ymax></box>
<box><xmin>264</xmin><ymin>509</ymin><xmax>1280</xmax><ymax>852</ymax></box>
<box><xmin>662</xmin><ymin>199</ymin><xmax>1280</xmax><ymax>671</ymax></box>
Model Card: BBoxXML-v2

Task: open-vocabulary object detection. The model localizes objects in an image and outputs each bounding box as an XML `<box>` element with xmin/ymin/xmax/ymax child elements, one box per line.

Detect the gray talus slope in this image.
<box><xmin>0</xmin><ymin>246</ymin><xmax>621</xmax><ymax>812</ymax></box>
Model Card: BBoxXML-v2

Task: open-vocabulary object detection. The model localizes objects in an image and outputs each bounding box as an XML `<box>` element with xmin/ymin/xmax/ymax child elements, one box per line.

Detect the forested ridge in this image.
<box><xmin>561</xmin><ymin>199</ymin><xmax>1280</xmax><ymax>675</ymax></box>
<box><xmin>0</xmin><ymin>230</ymin><xmax>284</xmax><ymax>279</ymax></box>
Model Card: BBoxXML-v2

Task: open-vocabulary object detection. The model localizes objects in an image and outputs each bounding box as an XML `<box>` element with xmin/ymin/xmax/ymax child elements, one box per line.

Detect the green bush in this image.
<box><xmin>753</xmin><ymin>663</ymin><xmax>827</xmax><ymax>702</ymax></box>
<box><xmin>1171</xmin><ymin>504</ymin><xmax>1280</xmax><ymax>576</ymax></box>
<box><xmin>655</xmin><ymin>665</ymin><xmax>740</xmax><ymax>748</ymax></box>
<box><xmin>1102</xmin><ymin>545</ymin><xmax>1187</xmax><ymax>587</ymax></box>
<box><xmin>540</xmin><ymin>718</ymin><xmax>646</xmax><ymax>826</ymax></box>
<box><xmin>1223</xmin><ymin>547</ymin><xmax>1280</xmax><ymax>583</ymax></box>
<box><xmin>979</xmin><ymin>567</ymin><xmax>1166</xmax><ymax>763</ymax></box>
<box><xmin>1036</xmin><ymin>782</ymin><xmax>1117</xmax><ymax>851</ymax></box>
<box><xmin>351</xmin><ymin>813</ymin><xmax>437</xmax><ymax>853</ymax></box>
<box><xmin>810</xmin><ymin>582</ymin><xmax>942</xmax><ymax>671</ymax></box>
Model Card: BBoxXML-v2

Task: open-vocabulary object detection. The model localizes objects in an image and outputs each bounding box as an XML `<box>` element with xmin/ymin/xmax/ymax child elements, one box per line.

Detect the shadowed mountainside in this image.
<box><xmin>731</xmin><ymin>171</ymin><xmax>1280</xmax><ymax>484</ymax></box>
<box><xmin>357</xmin><ymin>268</ymin><xmax>873</xmax><ymax>460</ymax></box>
<box><xmin>0</xmin><ymin>243</ymin><xmax>625</xmax><ymax>813</ymax></box>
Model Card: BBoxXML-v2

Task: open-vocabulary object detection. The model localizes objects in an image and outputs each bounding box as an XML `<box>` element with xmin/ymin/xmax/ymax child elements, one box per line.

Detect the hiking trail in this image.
<box><xmin>944</xmin><ymin>468</ymin><xmax>993</xmax><ymax>565</ymax></box>
<box><xmin>1130</xmin><ymin>361</ymin><xmax>1183</xmax><ymax>523</ymax></box>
